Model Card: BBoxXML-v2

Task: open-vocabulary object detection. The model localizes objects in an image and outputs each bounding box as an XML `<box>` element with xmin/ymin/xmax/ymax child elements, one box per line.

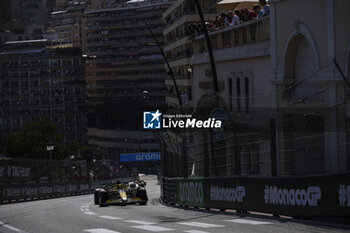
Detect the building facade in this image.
<box><xmin>270</xmin><ymin>0</ymin><xmax>350</xmax><ymax>175</ymax></box>
<box><xmin>0</xmin><ymin>40</ymin><xmax>87</xmax><ymax>147</ymax></box>
<box><xmin>0</xmin><ymin>0</ymin><xmax>55</xmax><ymax>45</ymax></box>
<box><xmin>162</xmin><ymin>0</ymin><xmax>217</xmax><ymax>109</ymax></box>
<box><xmin>51</xmin><ymin>2</ymin><xmax>87</xmax><ymax>49</ymax></box>
<box><xmin>187</xmin><ymin>17</ymin><xmax>273</xmax><ymax>177</ymax></box>
<box><xmin>84</xmin><ymin>0</ymin><xmax>173</xmax><ymax>161</ymax></box>
<box><xmin>169</xmin><ymin>0</ymin><xmax>350</xmax><ymax>178</ymax></box>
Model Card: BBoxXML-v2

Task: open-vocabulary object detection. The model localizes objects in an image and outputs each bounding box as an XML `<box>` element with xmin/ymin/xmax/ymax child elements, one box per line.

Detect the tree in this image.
<box><xmin>80</xmin><ymin>146</ymin><xmax>105</xmax><ymax>162</ymax></box>
<box><xmin>4</xmin><ymin>119</ymin><xmax>78</xmax><ymax>160</ymax></box>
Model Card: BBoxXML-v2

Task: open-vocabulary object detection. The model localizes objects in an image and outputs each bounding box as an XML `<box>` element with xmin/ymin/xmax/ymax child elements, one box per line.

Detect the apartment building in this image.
<box><xmin>270</xmin><ymin>0</ymin><xmax>350</xmax><ymax>175</ymax></box>
<box><xmin>84</xmin><ymin>0</ymin><xmax>173</xmax><ymax>160</ymax></box>
<box><xmin>0</xmin><ymin>0</ymin><xmax>54</xmax><ymax>45</ymax></box>
<box><xmin>187</xmin><ymin>17</ymin><xmax>272</xmax><ymax>177</ymax></box>
<box><xmin>162</xmin><ymin>0</ymin><xmax>217</xmax><ymax>108</ymax></box>
<box><xmin>0</xmin><ymin>39</ymin><xmax>87</xmax><ymax>147</ymax></box>
<box><xmin>173</xmin><ymin>0</ymin><xmax>350</xmax><ymax>178</ymax></box>
<box><xmin>51</xmin><ymin>2</ymin><xmax>87</xmax><ymax>48</ymax></box>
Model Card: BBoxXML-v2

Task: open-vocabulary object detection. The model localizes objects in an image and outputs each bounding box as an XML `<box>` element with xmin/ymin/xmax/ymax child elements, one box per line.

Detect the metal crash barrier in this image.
<box><xmin>0</xmin><ymin>159</ymin><xmax>139</xmax><ymax>203</ymax></box>
<box><xmin>0</xmin><ymin>182</ymin><xmax>92</xmax><ymax>203</ymax></box>
<box><xmin>162</xmin><ymin>177</ymin><xmax>177</xmax><ymax>205</ymax></box>
<box><xmin>0</xmin><ymin>177</ymin><xmax>138</xmax><ymax>204</ymax></box>
<box><xmin>161</xmin><ymin>173</ymin><xmax>350</xmax><ymax>217</ymax></box>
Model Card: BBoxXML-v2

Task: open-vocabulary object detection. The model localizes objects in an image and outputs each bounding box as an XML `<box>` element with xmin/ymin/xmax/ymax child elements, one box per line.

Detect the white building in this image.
<box><xmin>270</xmin><ymin>0</ymin><xmax>350</xmax><ymax>175</ymax></box>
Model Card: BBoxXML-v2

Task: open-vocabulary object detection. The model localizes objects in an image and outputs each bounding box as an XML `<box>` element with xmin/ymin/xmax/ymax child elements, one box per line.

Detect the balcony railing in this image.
<box><xmin>85</xmin><ymin>0</ymin><xmax>172</xmax><ymax>14</ymax></box>
<box><xmin>193</xmin><ymin>17</ymin><xmax>270</xmax><ymax>54</ymax></box>
<box><xmin>87</xmin><ymin>28</ymin><xmax>163</xmax><ymax>40</ymax></box>
<box><xmin>164</xmin><ymin>8</ymin><xmax>217</xmax><ymax>31</ymax></box>
<box><xmin>86</xmin><ymin>19</ymin><xmax>162</xmax><ymax>31</ymax></box>
<box><xmin>86</xmin><ymin>11</ymin><xmax>164</xmax><ymax>23</ymax></box>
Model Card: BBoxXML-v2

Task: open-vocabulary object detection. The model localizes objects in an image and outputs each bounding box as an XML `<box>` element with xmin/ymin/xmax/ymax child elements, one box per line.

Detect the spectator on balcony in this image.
<box><xmin>234</xmin><ymin>9</ymin><xmax>243</xmax><ymax>22</ymax></box>
<box><xmin>227</xmin><ymin>11</ymin><xmax>240</xmax><ymax>26</ymax></box>
<box><xmin>258</xmin><ymin>0</ymin><xmax>270</xmax><ymax>19</ymax></box>
<box><xmin>220</xmin><ymin>13</ymin><xmax>228</xmax><ymax>25</ymax></box>
<box><xmin>210</xmin><ymin>16</ymin><xmax>219</xmax><ymax>31</ymax></box>
<box><xmin>253</xmin><ymin>4</ymin><xmax>261</xmax><ymax>18</ymax></box>
<box><xmin>205</xmin><ymin>21</ymin><xmax>212</xmax><ymax>32</ymax></box>
<box><xmin>241</xmin><ymin>7</ymin><xmax>257</xmax><ymax>22</ymax></box>
<box><xmin>185</xmin><ymin>24</ymin><xmax>192</xmax><ymax>36</ymax></box>
<box><xmin>213</xmin><ymin>16</ymin><xmax>224</xmax><ymax>30</ymax></box>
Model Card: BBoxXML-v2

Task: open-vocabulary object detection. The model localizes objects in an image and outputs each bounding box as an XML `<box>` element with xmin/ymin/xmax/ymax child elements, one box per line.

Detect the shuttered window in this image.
<box><xmin>293</xmin><ymin>37</ymin><xmax>320</xmax><ymax>99</ymax></box>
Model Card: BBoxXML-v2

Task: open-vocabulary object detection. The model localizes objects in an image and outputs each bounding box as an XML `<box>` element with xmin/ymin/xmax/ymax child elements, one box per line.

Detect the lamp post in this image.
<box><xmin>137</xmin><ymin>90</ymin><xmax>150</xmax><ymax>152</ymax></box>
<box><xmin>193</xmin><ymin>0</ymin><xmax>219</xmax><ymax>93</ymax></box>
<box><xmin>46</xmin><ymin>142</ymin><xmax>55</xmax><ymax>182</ymax></box>
<box><xmin>46</xmin><ymin>142</ymin><xmax>54</xmax><ymax>160</ymax></box>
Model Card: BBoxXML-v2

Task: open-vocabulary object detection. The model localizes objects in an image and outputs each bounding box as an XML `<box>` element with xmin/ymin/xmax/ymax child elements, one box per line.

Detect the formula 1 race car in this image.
<box><xmin>94</xmin><ymin>180</ymin><xmax>148</xmax><ymax>207</ymax></box>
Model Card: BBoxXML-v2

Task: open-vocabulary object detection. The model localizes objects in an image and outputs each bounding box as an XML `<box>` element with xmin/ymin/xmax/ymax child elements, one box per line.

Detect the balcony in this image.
<box><xmin>85</xmin><ymin>10</ymin><xmax>164</xmax><ymax>23</ymax></box>
<box><xmin>87</xmin><ymin>29</ymin><xmax>163</xmax><ymax>40</ymax></box>
<box><xmin>88</xmin><ymin>63</ymin><xmax>164</xmax><ymax>72</ymax></box>
<box><xmin>165</xmin><ymin>76</ymin><xmax>191</xmax><ymax>87</ymax></box>
<box><xmin>164</xmin><ymin>7</ymin><xmax>217</xmax><ymax>30</ymax></box>
<box><xmin>85</xmin><ymin>72</ymin><xmax>166</xmax><ymax>81</ymax></box>
<box><xmin>193</xmin><ymin>17</ymin><xmax>270</xmax><ymax>54</ymax></box>
<box><xmin>88</xmin><ymin>90</ymin><xmax>165</xmax><ymax>98</ymax></box>
<box><xmin>86</xmin><ymin>19</ymin><xmax>162</xmax><ymax>31</ymax></box>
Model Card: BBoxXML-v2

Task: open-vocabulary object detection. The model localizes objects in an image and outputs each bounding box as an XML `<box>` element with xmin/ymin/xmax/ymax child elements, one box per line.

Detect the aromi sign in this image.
<box><xmin>120</xmin><ymin>152</ymin><xmax>161</xmax><ymax>162</ymax></box>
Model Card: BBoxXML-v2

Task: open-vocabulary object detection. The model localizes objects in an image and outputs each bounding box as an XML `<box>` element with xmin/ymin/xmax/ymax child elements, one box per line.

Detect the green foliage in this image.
<box><xmin>80</xmin><ymin>146</ymin><xmax>105</xmax><ymax>162</ymax></box>
<box><xmin>4</xmin><ymin>119</ymin><xmax>79</xmax><ymax>160</ymax></box>
<box><xmin>55</xmin><ymin>141</ymin><xmax>80</xmax><ymax>160</ymax></box>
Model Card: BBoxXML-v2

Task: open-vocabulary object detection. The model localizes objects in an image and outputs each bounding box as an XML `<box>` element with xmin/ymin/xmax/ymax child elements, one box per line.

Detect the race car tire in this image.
<box><xmin>94</xmin><ymin>191</ymin><xmax>99</xmax><ymax>205</ymax></box>
<box><xmin>136</xmin><ymin>189</ymin><xmax>148</xmax><ymax>200</ymax></box>
<box><xmin>99</xmin><ymin>195</ymin><xmax>107</xmax><ymax>207</ymax></box>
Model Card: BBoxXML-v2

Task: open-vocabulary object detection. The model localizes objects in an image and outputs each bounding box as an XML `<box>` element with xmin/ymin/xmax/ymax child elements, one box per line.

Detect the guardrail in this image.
<box><xmin>0</xmin><ymin>176</ymin><xmax>138</xmax><ymax>204</ymax></box>
<box><xmin>0</xmin><ymin>159</ymin><xmax>116</xmax><ymax>184</ymax></box>
<box><xmin>162</xmin><ymin>177</ymin><xmax>177</xmax><ymax>205</ymax></box>
<box><xmin>0</xmin><ymin>181</ymin><xmax>92</xmax><ymax>204</ymax></box>
<box><xmin>161</xmin><ymin>173</ymin><xmax>350</xmax><ymax>217</ymax></box>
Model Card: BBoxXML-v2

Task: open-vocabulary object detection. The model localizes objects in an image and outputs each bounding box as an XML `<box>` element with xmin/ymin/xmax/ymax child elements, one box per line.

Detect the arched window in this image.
<box><xmin>284</xmin><ymin>34</ymin><xmax>321</xmax><ymax>99</ymax></box>
<box><xmin>348</xmin><ymin>48</ymin><xmax>350</xmax><ymax>79</ymax></box>
<box><xmin>293</xmin><ymin>36</ymin><xmax>319</xmax><ymax>99</ymax></box>
<box><xmin>282</xmin><ymin>34</ymin><xmax>325</xmax><ymax>175</ymax></box>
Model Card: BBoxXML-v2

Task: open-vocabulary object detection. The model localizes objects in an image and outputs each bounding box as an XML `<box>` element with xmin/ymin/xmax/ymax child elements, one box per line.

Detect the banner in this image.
<box><xmin>120</xmin><ymin>152</ymin><xmax>161</xmax><ymax>162</ymax></box>
<box><xmin>172</xmin><ymin>173</ymin><xmax>350</xmax><ymax>217</ymax></box>
<box><xmin>176</xmin><ymin>178</ymin><xmax>204</xmax><ymax>207</ymax></box>
<box><xmin>0</xmin><ymin>182</ymin><xmax>91</xmax><ymax>202</ymax></box>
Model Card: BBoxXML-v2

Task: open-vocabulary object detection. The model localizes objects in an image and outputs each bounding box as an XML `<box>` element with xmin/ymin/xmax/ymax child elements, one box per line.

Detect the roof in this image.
<box><xmin>51</xmin><ymin>10</ymin><xmax>68</xmax><ymax>15</ymax></box>
<box><xmin>5</xmin><ymin>39</ymin><xmax>47</xmax><ymax>45</ymax></box>
<box><xmin>1</xmin><ymin>48</ymin><xmax>45</xmax><ymax>55</ymax></box>
<box><xmin>47</xmin><ymin>43</ymin><xmax>74</xmax><ymax>49</ymax></box>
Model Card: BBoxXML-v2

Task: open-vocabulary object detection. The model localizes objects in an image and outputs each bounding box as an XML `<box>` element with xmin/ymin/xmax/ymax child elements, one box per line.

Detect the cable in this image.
<box><xmin>212</xmin><ymin>51</ymin><xmax>348</xmax><ymax>100</ymax></box>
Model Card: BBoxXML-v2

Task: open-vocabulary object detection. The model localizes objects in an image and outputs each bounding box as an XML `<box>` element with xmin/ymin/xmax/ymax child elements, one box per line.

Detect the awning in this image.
<box><xmin>1</xmin><ymin>48</ymin><xmax>45</xmax><ymax>55</ymax></box>
<box><xmin>216</xmin><ymin>0</ymin><xmax>258</xmax><ymax>11</ymax></box>
<box><xmin>127</xmin><ymin>0</ymin><xmax>145</xmax><ymax>3</ymax></box>
<box><xmin>5</xmin><ymin>39</ymin><xmax>47</xmax><ymax>44</ymax></box>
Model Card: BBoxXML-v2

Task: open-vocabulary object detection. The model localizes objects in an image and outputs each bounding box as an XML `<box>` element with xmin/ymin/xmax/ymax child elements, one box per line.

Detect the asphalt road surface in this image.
<box><xmin>0</xmin><ymin>175</ymin><xmax>349</xmax><ymax>233</ymax></box>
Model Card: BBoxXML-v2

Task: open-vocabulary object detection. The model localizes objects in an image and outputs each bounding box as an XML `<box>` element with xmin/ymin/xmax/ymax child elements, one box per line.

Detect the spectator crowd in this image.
<box><xmin>186</xmin><ymin>0</ymin><xmax>270</xmax><ymax>39</ymax></box>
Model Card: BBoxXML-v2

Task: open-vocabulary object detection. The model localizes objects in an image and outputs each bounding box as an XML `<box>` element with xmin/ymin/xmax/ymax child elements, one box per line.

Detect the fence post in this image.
<box><xmin>203</xmin><ymin>131</ymin><xmax>210</xmax><ymax>177</ymax></box>
<box><xmin>270</xmin><ymin>118</ymin><xmax>278</xmax><ymax>176</ymax></box>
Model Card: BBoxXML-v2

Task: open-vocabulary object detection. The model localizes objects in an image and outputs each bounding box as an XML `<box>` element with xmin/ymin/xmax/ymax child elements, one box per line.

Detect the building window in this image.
<box><xmin>228</xmin><ymin>78</ymin><xmax>232</xmax><ymax>110</ymax></box>
<box><xmin>236</xmin><ymin>78</ymin><xmax>241</xmax><ymax>111</ymax></box>
<box><xmin>245</xmin><ymin>77</ymin><xmax>249</xmax><ymax>113</ymax></box>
